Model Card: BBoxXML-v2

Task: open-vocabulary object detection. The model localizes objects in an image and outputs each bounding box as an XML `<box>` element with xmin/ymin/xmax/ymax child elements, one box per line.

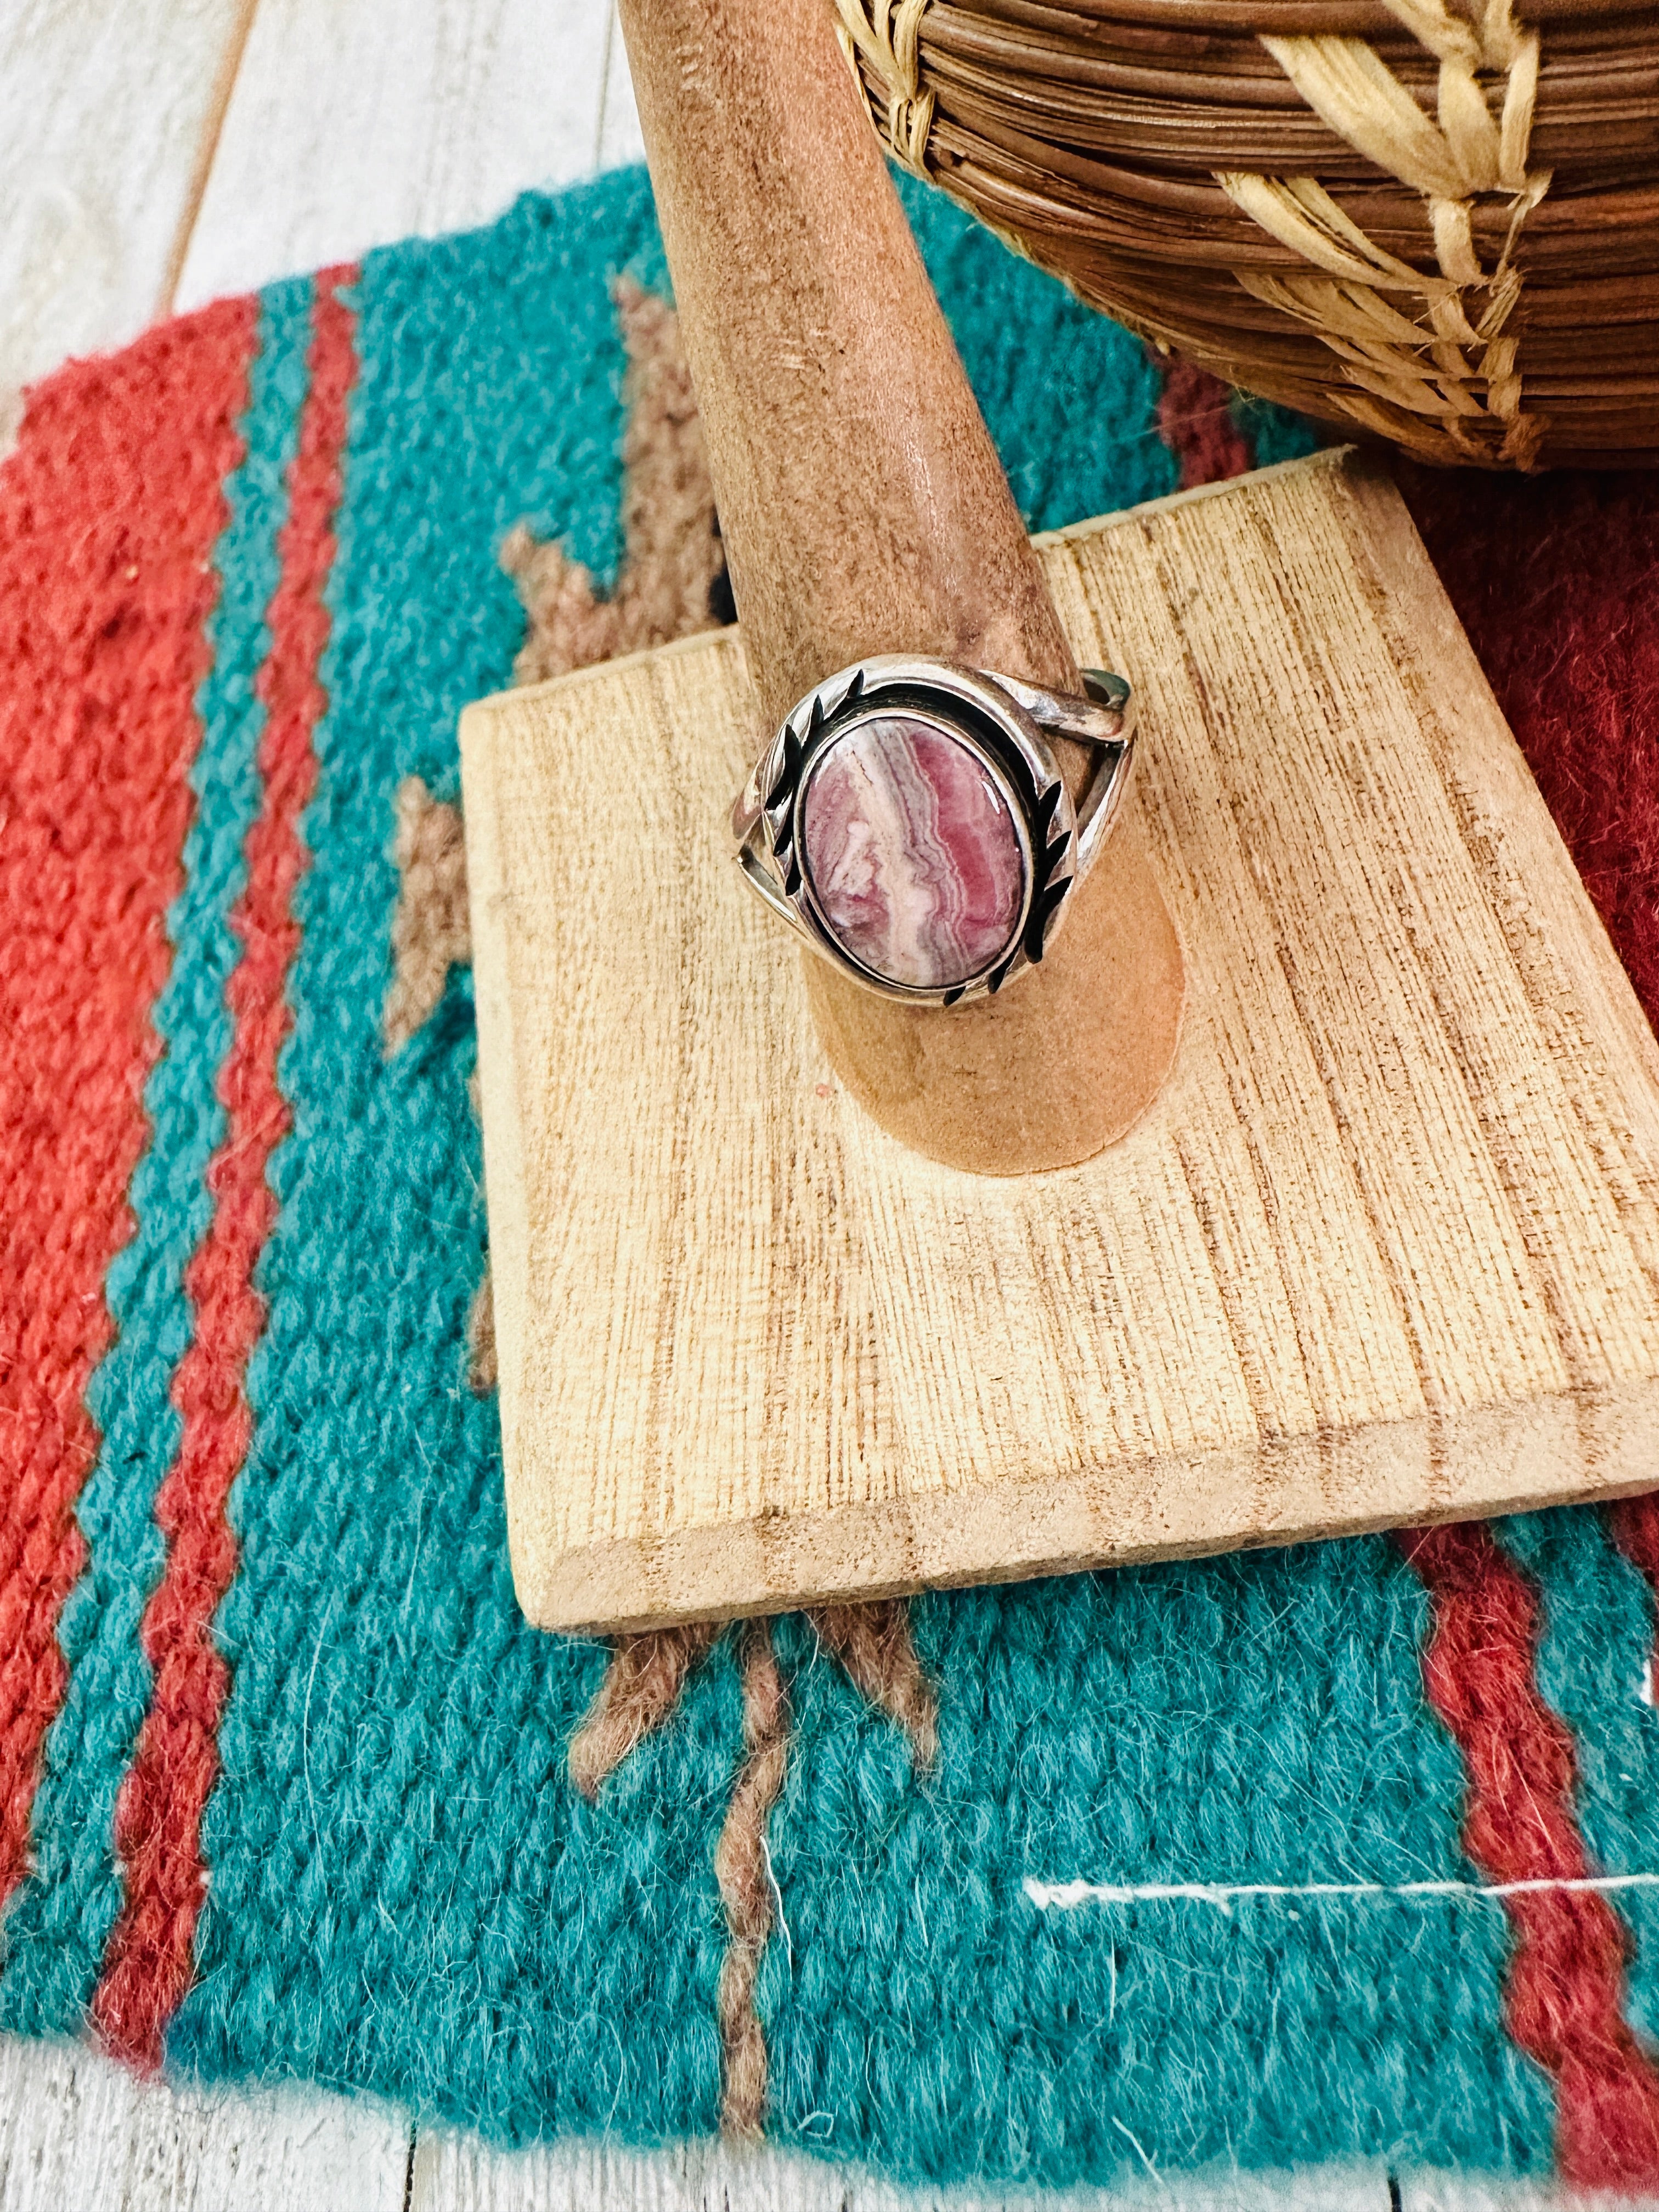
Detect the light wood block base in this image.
<box><xmin>461</xmin><ymin>449</ymin><xmax>1659</xmax><ymax>1635</ymax></box>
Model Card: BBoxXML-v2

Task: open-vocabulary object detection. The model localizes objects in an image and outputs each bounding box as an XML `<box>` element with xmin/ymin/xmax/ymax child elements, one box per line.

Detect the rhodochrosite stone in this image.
<box><xmin>799</xmin><ymin>715</ymin><xmax>1024</xmax><ymax>989</ymax></box>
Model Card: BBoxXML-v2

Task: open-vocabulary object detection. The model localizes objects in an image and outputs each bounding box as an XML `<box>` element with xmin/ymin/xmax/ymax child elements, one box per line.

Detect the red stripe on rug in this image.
<box><xmin>1155</xmin><ymin>356</ymin><xmax>1251</xmax><ymax>489</ymax></box>
<box><xmin>1392</xmin><ymin>466</ymin><xmax>1659</xmax><ymax>1030</ymax></box>
<box><xmin>0</xmin><ymin>302</ymin><xmax>257</xmax><ymax>1914</ymax></box>
<box><xmin>1609</xmin><ymin>1496</ymin><xmax>1659</xmax><ymax>1596</ymax></box>
<box><xmin>1400</xmin><ymin>1521</ymin><xmax>1659</xmax><ymax>2187</ymax></box>
<box><xmin>1608</xmin><ymin>1495</ymin><xmax>1659</xmax><ymax>1714</ymax></box>
<box><xmin>91</xmin><ymin>270</ymin><xmax>358</xmax><ymax>2071</ymax></box>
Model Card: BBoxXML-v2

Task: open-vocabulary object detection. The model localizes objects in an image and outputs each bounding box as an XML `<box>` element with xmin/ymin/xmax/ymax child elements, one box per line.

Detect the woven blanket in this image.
<box><xmin>5</xmin><ymin>162</ymin><xmax>1659</xmax><ymax>2202</ymax></box>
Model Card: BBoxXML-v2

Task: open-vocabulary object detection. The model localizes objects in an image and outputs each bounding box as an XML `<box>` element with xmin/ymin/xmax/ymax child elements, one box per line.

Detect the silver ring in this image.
<box><xmin>730</xmin><ymin>656</ymin><xmax>1135</xmax><ymax>1006</ymax></box>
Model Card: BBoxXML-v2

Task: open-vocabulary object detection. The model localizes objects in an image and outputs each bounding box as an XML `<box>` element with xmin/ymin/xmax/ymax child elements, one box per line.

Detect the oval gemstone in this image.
<box><xmin>798</xmin><ymin>714</ymin><xmax>1024</xmax><ymax>990</ymax></box>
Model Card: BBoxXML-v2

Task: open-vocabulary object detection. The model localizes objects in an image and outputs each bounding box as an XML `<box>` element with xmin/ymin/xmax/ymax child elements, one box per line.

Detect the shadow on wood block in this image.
<box><xmin>799</xmin><ymin>823</ymin><xmax>1186</xmax><ymax>1176</ymax></box>
<box><xmin>460</xmin><ymin>449</ymin><xmax>1659</xmax><ymax>1635</ymax></box>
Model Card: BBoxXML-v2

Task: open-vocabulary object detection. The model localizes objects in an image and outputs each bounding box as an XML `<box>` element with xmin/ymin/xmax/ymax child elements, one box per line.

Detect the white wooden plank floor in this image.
<box><xmin>0</xmin><ymin>2033</ymin><xmax>1628</xmax><ymax>2212</ymax></box>
<box><xmin>0</xmin><ymin>11</ymin><xmax>1646</xmax><ymax>2207</ymax></box>
<box><xmin>0</xmin><ymin>0</ymin><xmax>640</xmax><ymax>437</ymax></box>
<box><xmin>0</xmin><ymin>0</ymin><xmax>252</xmax><ymax>443</ymax></box>
<box><xmin>174</xmin><ymin>0</ymin><xmax>644</xmax><ymax>312</ymax></box>
<box><xmin>0</xmin><ymin>2036</ymin><xmax>409</xmax><ymax>2212</ymax></box>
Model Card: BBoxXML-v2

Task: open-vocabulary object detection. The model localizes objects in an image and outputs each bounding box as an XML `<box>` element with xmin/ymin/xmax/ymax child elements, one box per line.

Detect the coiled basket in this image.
<box><xmin>836</xmin><ymin>0</ymin><xmax>1659</xmax><ymax>469</ymax></box>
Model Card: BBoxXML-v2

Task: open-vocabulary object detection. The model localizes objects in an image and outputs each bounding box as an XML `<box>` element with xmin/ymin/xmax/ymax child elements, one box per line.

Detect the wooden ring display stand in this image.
<box><xmin>619</xmin><ymin>0</ymin><xmax>1186</xmax><ymax>1178</ymax></box>
<box><xmin>460</xmin><ymin>0</ymin><xmax>1659</xmax><ymax>1634</ymax></box>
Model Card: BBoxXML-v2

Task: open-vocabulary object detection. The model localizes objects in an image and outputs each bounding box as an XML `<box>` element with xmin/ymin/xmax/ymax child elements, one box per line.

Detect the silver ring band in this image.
<box><xmin>731</xmin><ymin>656</ymin><xmax>1134</xmax><ymax>1006</ymax></box>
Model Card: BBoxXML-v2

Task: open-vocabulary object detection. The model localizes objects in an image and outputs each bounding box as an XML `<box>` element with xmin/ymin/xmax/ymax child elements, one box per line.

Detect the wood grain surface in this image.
<box><xmin>618</xmin><ymin>0</ymin><xmax>1183</xmax><ymax>1174</ymax></box>
<box><xmin>176</xmin><ymin>0</ymin><xmax>641</xmax><ymax>312</ymax></box>
<box><xmin>0</xmin><ymin>0</ymin><xmax>252</xmax><ymax>442</ymax></box>
<box><xmin>1</xmin><ymin>0</ymin><xmax>637</xmax><ymax>432</ymax></box>
<box><xmin>0</xmin><ymin>2029</ymin><xmax>1581</xmax><ymax>2208</ymax></box>
<box><xmin>0</xmin><ymin>2035</ymin><xmax>409</xmax><ymax>2212</ymax></box>
<box><xmin>463</xmin><ymin>447</ymin><xmax>1659</xmax><ymax>1635</ymax></box>
<box><xmin>410</xmin><ymin>2126</ymin><xmax>1400</xmax><ymax>2210</ymax></box>
<box><xmin>0</xmin><ymin>2032</ymin><xmax>1413</xmax><ymax>2212</ymax></box>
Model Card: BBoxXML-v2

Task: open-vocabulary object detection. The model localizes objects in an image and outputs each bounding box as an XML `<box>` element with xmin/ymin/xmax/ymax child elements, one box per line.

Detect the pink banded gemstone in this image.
<box><xmin>798</xmin><ymin>714</ymin><xmax>1025</xmax><ymax>989</ymax></box>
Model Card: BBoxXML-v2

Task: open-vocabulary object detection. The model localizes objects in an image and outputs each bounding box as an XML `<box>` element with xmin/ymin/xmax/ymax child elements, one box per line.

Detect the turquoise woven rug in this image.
<box><xmin>7</xmin><ymin>160</ymin><xmax>1659</xmax><ymax>2200</ymax></box>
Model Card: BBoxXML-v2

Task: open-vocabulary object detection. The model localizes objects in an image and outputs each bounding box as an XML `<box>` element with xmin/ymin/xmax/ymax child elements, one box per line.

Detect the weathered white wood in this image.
<box><xmin>1398</xmin><ymin>2183</ymin><xmax>1627</xmax><ymax>2212</ymax></box>
<box><xmin>175</xmin><ymin>0</ymin><xmax>641</xmax><ymax>313</ymax></box>
<box><xmin>0</xmin><ymin>0</ymin><xmax>252</xmax><ymax>443</ymax></box>
<box><xmin>463</xmin><ymin>447</ymin><xmax>1659</xmax><ymax>1635</ymax></box>
<box><xmin>0</xmin><ymin>2033</ymin><xmax>409</xmax><ymax>2212</ymax></box>
<box><xmin>596</xmin><ymin>0</ymin><xmax>647</xmax><ymax>175</ymax></box>
<box><xmin>413</xmin><ymin>2128</ymin><xmax>1399</xmax><ymax>2210</ymax></box>
<box><xmin>415</xmin><ymin>2130</ymin><xmax>1627</xmax><ymax>2211</ymax></box>
<box><xmin>0</xmin><ymin>2033</ymin><xmax>1616</xmax><ymax>2209</ymax></box>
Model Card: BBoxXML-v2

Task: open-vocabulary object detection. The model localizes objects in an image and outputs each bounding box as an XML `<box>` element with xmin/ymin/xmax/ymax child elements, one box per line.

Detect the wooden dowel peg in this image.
<box><xmin>617</xmin><ymin>0</ymin><xmax>1183</xmax><ymax>1173</ymax></box>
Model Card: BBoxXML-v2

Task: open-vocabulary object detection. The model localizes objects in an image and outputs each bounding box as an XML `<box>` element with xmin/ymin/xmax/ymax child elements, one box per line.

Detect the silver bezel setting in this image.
<box><xmin>731</xmin><ymin>656</ymin><xmax>1133</xmax><ymax>1007</ymax></box>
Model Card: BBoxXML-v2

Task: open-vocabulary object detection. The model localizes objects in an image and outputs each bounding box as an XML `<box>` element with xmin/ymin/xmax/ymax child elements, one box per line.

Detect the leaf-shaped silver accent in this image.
<box><xmin>1025</xmin><ymin>876</ymin><xmax>1072</xmax><ymax>960</ymax></box>
<box><xmin>765</xmin><ymin>728</ymin><xmax>803</xmax><ymax>811</ymax></box>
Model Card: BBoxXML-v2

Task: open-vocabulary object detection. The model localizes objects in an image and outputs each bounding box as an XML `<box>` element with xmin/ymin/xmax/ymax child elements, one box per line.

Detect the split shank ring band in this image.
<box><xmin>730</xmin><ymin>655</ymin><xmax>1135</xmax><ymax>1006</ymax></box>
